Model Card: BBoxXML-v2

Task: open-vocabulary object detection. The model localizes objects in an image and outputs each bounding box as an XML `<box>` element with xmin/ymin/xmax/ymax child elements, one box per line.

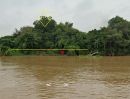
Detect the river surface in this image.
<box><xmin>0</xmin><ymin>56</ymin><xmax>130</xmax><ymax>99</ymax></box>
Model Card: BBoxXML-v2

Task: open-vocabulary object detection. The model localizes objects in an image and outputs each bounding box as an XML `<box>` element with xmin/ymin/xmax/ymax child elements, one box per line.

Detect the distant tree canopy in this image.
<box><xmin>1</xmin><ymin>16</ymin><xmax>130</xmax><ymax>56</ymax></box>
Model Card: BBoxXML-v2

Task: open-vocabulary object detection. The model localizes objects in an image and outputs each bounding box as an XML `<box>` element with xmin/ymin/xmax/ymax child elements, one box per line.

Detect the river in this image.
<box><xmin>0</xmin><ymin>56</ymin><xmax>130</xmax><ymax>99</ymax></box>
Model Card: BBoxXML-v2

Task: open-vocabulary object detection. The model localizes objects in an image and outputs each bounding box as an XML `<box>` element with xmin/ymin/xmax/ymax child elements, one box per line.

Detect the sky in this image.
<box><xmin>0</xmin><ymin>0</ymin><xmax>130</xmax><ymax>37</ymax></box>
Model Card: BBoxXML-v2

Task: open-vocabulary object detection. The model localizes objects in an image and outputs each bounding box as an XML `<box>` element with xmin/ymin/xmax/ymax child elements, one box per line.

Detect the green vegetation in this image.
<box><xmin>1</xmin><ymin>16</ymin><xmax>130</xmax><ymax>56</ymax></box>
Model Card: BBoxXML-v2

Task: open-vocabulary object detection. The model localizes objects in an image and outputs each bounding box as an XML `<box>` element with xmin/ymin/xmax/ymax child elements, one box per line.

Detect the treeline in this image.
<box><xmin>0</xmin><ymin>16</ymin><xmax>130</xmax><ymax>56</ymax></box>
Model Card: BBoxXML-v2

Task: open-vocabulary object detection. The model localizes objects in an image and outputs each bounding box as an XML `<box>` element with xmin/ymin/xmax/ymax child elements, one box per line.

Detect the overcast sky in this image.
<box><xmin>0</xmin><ymin>0</ymin><xmax>130</xmax><ymax>37</ymax></box>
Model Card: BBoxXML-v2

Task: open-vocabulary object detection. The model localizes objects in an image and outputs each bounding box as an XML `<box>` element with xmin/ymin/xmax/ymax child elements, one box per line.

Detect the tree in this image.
<box><xmin>1</xmin><ymin>16</ymin><xmax>130</xmax><ymax>56</ymax></box>
<box><xmin>108</xmin><ymin>16</ymin><xmax>130</xmax><ymax>39</ymax></box>
<box><xmin>33</xmin><ymin>16</ymin><xmax>57</xmax><ymax>33</ymax></box>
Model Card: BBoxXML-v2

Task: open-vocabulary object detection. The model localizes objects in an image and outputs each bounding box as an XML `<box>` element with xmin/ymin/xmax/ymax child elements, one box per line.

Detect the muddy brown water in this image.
<box><xmin>0</xmin><ymin>56</ymin><xmax>130</xmax><ymax>99</ymax></box>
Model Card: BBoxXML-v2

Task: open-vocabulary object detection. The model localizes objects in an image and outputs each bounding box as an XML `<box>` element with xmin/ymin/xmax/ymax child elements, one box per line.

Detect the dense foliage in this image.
<box><xmin>0</xmin><ymin>16</ymin><xmax>130</xmax><ymax>56</ymax></box>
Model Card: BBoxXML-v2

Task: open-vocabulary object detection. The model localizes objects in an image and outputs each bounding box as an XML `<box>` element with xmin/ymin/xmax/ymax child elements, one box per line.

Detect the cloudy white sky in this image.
<box><xmin>0</xmin><ymin>0</ymin><xmax>130</xmax><ymax>37</ymax></box>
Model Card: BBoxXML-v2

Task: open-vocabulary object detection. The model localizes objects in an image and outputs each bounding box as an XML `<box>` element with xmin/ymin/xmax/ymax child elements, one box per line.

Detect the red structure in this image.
<box><xmin>60</xmin><ymin>50</ymin><xmax>65</xmax><ymax>55</ymax></box>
